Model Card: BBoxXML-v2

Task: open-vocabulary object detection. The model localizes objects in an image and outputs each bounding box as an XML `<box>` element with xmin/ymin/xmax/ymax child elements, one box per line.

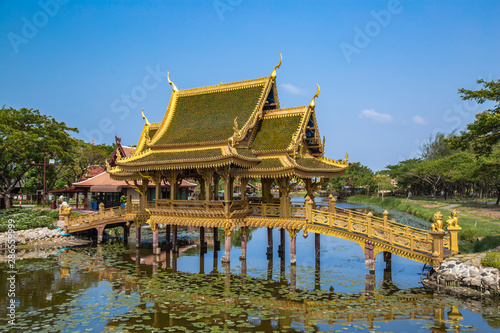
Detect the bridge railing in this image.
<box><xmin>155</xmin><ymin>199</ymin><xmax>247</xmax><ymax>212</ymax></box>
<box><xmin>66</xmin><ymin>206</ymin><xmax>126</xmax><ymax>227</ymax></box>
<box><xmin>309</xmin><ymin>208</ymin><xmax>434</xmax><ymax>254</ymax></box>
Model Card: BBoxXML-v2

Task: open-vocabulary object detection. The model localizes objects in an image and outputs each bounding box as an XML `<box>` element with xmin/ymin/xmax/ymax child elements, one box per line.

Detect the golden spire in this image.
<box><xmin>270</xmin><ymin>51</ymin><xmax>282</xmax><ymax>80</ymax></box>
<box><xmin>141</xmin><ymin>108</ymin><xmax>150</xmax><ymax>126</ymax></box>
<box><xmin>309</xmin><ymin>84</ymin><xmax>320</xmax><ymax>110</ymax></box>
<box><xmin>343</xmin><ymin>152</ymin><xmax>349</xmax><ymax>164</ymax></box>
<box><xmin>167</xmin><ymin>72</ymin><xmax>179</xmax><ymax>92</ymax></box>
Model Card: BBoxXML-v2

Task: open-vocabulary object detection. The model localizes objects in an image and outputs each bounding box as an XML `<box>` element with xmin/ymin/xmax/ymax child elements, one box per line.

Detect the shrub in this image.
<box><xmin>481</xmin><ymin>251</ymin><xmax>500</xmax><ymax>269</ymax></box>
<box><xmin>0</xmin><ymin>208</ymin><xmax>58</xmax><ymax>231</ymax></box>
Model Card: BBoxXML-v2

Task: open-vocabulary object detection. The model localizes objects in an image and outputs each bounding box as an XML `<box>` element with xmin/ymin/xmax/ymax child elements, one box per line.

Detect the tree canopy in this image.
<box><xmin>0</xmin><ymin>106</ymin><xmax>78</xmax><ymax>208</ymax></box>
<box><xmin>448</xmin><ymin>79</ymin><xmax>500</xmax><ymax>155</ymax></box>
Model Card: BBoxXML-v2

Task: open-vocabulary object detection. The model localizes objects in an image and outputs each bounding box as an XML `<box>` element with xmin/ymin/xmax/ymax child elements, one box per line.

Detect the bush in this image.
<box><xmin>0</xmin><ymin>208</ymin><xmax>58</xmax><ymax>231</ymax></box>
<box><xmin>481</xmin><ymin>251</ymin><xmax>500</xmax><ymax>269</ymax></box>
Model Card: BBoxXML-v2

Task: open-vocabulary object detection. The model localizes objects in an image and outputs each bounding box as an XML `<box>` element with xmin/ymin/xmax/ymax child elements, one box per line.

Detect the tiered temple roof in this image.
<box><xmin>108</xmin><ymin>58</ymin><xmax>348</xmax><ymax>180</ymax></box>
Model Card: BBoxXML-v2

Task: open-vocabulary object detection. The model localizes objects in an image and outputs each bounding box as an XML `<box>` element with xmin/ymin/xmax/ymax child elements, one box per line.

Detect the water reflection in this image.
<box><xmin>1</xmin><ymin>226</ymin><xmax>499</xmax><ymax>332</ymax></box>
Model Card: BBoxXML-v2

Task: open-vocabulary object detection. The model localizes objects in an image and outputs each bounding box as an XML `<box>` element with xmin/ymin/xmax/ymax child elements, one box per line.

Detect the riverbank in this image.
<box><xmin>0</xmin><ymin>227</ymin><xmax>92</xmax><ymax>256</ymax></box>
<box><xmin>423</xmin><ymin>248</ymin><xmax>500</xmax><ymax>297</ymax></box>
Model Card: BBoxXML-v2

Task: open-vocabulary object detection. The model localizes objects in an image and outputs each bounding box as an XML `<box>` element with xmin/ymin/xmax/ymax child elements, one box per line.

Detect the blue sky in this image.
<box><xmin>1</xmin><ymin>0</ymin><xmax>499</xmax><ymax>171</ymax></box>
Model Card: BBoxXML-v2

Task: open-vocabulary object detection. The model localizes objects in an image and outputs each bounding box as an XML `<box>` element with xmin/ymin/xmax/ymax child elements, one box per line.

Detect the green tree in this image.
<box><xmin>0</xmin><ymin>106</ymin><xmax>77</xmax><ymax>208</ymax></box>
<box><xmin>419</xmin><ymin>132</ymin><xmax>456</xmax><ymax>160</ymax></box>
<box><xmin>448</xmin><ymin>79</ymin><xmax>500</xmax><ymax>155</ymax></box>
<box><xmin>475</xmin><ymin>146</ymin><xmax>500</xmax><ymax>204</ymax></box>
<box><xmin>328</xmin><ymin>162</ymin><xmax>374</xmax><ymax>195</ymax></box>
<box><xmin>374</xmin><ymin>173</ymin><xmax>393</xmax><ymax>200</ymax></box>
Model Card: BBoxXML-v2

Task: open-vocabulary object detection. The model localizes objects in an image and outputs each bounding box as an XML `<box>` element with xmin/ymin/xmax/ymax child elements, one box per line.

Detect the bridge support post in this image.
<box><xmin>289</xmin><ymin>229</ymin><xmax>297</xmax><ymax>265</ymax></box>
<box><xmin>200</xmin><ymin>226</ymin><xmax>207</xmax><ymax>253</ymax></box>
<box><xmin>278</xmin><ymin>228</ymin><xmax>285</xmax><ymax>256</ymax></box>
<box><xmin>97</xmin><ymin>225</ymin><xmax>103</xmax><ymax>244</ymax></box>
<box><xmin>383</xmin><ymin>251</ymin><xmax>392</xmax><ymax>270</ymax></box>
<box><xmin>213</xmin><ymin>227</ymin><xmax>220</xmax><ymax>251</ymax></box>
<box><xmin>153</xmin><ymin>229</ymin><xmax>160</xmax><ymax>255</ymax></box>
<box><xmin>315</xmin><ymin>234</ymin><xmax>321</xmax><ymax>290</ymax></box>
<box><xmin>240</xmin><ymin>227</ymin><xmax>247</xmax><ymax>260</ymax></box>
<box><xmin>136</xmin><ymin>225</ymin><xmax>141</xmax><ymax>248</ymax></box>
<box><xmin>364</xmin><ymin>242</ymin><xmax>375</xmax><ymax>271</ymax></box>
<box><xmin>123</xmin><ymin>224</ymin><xmax>129</xmax><ymax>244</ymax></box>
<box><xmin>430</xmin><ymin>231</ymin><xmax>445</xmax><ymax>268</ymax></box>
<box><xmin>328</xmin><ymin>194</ymin><xmax>336</xmax><ymax>213</ymax></box>
<box><xmin>153</xmin><ymin>253</ymin><xmax>159</xmax><ymax>275</ymax></box>
<box><xmin>172</xmin><ymin>225</ymin><xmax>178</xmax><ymax>253</ymax></box>
<box><xmin>222</xmin><ymin>227</ymin><xmax>232</xmax><ymax>263</ymax></box>
<box><xmin>290</xmin><ymin>265</ymin><xmax>296</xmax><ymax>292</ymax></box>
<box><xmin>165</xmin><ymin>224</ymin><xmax>171</xmax><ymax>249</ymax></box>
<box><xmin>266</xmin><ymin>227</ymin><xmax>273</xmax><ymax>257</ymax></box>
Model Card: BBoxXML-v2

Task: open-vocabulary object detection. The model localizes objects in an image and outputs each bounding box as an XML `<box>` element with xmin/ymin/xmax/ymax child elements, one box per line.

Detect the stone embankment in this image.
<box><xmin>0</xmin><ymin>227</ymin><xmax>91</xmax><ymax>251</ymax></box>
<box><xmin>423</xmin><ymin>249</ymin><xmax>500</xmax><ymax>297</ymax></box>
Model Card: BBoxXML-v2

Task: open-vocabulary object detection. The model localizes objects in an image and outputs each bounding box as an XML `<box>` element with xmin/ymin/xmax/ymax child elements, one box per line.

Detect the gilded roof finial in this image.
<box><xmin>270</xmin><ymin>51</ymin><xmax>282</xmax><ymax>81</ymax></box>
<box><xmin>309</xmin><ymin>84</ymin><xmax>320</xmax><ymax>110</ymax></box>
<box><xmin>343</xmin><ymin>152</ymin><xmax>349</xmax><ymax>164</ymax></box>
<box><xmin>141</xmin><ymin>108</ymin><xmax>150</xmax><ymax>126</ymax></box>
<box><xmin>167</xmin><ymin>72</ymin><xmax>179</xmax><ymax>92</ymax></box>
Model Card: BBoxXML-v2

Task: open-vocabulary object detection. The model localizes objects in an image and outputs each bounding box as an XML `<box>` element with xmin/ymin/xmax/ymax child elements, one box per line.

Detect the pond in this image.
<box><xmin>1</xmin><ymin>203</ymin><xmax>499</xmax><ymax>332</ymax></box>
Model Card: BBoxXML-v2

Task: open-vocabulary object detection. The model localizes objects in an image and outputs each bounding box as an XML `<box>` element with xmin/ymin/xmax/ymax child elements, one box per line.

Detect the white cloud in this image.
<box><xmin>412</xmin><ymin>115</ymin><xmax>427</xmax><ymax>125</ymax></box>
<box><xmin>358</xmin><ymin>109</ymin><xmax>393</xmax><ymax>123</ymax></box>
<box><xmin>280</xmin><ymin>83</ymin><xmax>307</xmax><ymax>95</ymax></box>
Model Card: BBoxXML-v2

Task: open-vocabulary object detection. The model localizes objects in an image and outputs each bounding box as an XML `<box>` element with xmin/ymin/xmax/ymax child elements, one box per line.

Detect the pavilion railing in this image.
<box><xmin>249</xmin><ymin>203</ymin><xmax>281</xmax><ymax>217</ymax></box>
<box><xmin>154</xmin><ymin>199</ymin><xmax>247</xmax><ymax>212</ymax></box>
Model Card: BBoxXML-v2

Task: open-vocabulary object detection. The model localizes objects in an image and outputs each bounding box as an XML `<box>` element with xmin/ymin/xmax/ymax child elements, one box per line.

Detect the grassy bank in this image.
<box><xmin>347</xmin><ymin>195</ymin><xmax>500</xmax><ymax>252</ymax></box>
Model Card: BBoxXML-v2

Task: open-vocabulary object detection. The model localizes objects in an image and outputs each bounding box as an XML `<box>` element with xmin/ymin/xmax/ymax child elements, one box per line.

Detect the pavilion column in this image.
<box><xmin>213</xmin><ymin>174</ymin><xmax>220</xmax><ymax>200</ymax></box>
<box><xmin>275</xmin><ymin>176</ymin><xmax>293</xmax><ymax>218</ymax></box>
<box><xmin>154</xmin><ymin>173</ymin><xmax>161</xmax><ymax>208</ymax></box>
<box><xmin>279</xmin><ymin>228</ymin><xmax>285</xmax><ymax>256</ymax></box>
<box><xmin>288</xmin><ymin>229</ymin><xmax>298</xmax><ymax>265</ymax></box>
<box><xmin>240</xmin><ymin>227</ymin><xmax>247</xmax><ymax>260</ymax></box>
<box><xmin>123</xmin><ymin>223</ymin><xmax>129</xmax><ymax>244</ymax></box>
<box><xmin>222</xmin><ymin>227</ymin><xmax>232</xmax><ymax>263</ymax></box>
<box><xmin>217</xmin><ymin>166</ymin><xmax>233</xmax><ymax>214</ymax></box>
<box><xmin>262</xmin><ymin>178</ymin><xmax>272</xmax><ymax>203</ymax></box>
<box><xmin>198</xmin><ymin>169</ymin><xmax>213</xmax><ymax>202</ymax></box>
<box><xmin>240</xmin><ymin>178</ymin><xmax>249</xmax><ymax>201</ymax></box>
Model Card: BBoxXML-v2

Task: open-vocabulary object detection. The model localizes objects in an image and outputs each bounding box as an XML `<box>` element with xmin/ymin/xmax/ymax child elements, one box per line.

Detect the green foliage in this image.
<box><xmin>474</xmin><ymin>236</ymin><xmax>500</xmax><ymax>253</ymax></box>
<box><xmin>328</xmin><ymin>162</ymin><xmax>374</xmax><ymax>194</ymax></box>
<box><xmin>0</xmin><ymin>208</ymin><xmax>58</xmax><ymax>231</ymax></box>
<box><xmin>120</xmin><ymin>195</ymin><xmax>127</xmax><ymax>203</ymax></box>
<box><xmin>448</xmin><ymin>78</ymin><xmax>500</xmax><ymax>155</ymax></box>
<box><xmin>481</xmin><ymin>251</ymin><xmax>500</xmax><ymax>269</ymax></box>
<box><xmin>419</xmin><ymin>132</ymin><xmax>457</xmax><ymax>160</ymax></box>
<box><xmin>0</xmin><ymin>106</ymin><xmax>78</xmax><ymax>207</ymax></box>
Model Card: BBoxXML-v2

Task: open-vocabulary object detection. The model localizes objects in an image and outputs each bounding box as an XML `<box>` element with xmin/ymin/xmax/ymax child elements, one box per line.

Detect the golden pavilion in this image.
<box><xmin>107</xmin><ymin>54</ymin><xmax>349</xmax><ymax>263</ymax></box>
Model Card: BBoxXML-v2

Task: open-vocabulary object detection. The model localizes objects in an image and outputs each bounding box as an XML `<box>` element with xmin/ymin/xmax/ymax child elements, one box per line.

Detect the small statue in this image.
<box><xmin>431</xmin><ymin>211</ymin><xmax>444</xmax><ymax>231</ymax></box>
<box><xmin>446</xmin><ymin>210</ymin><xmax>459</xmax><ymax>227</ymax></box>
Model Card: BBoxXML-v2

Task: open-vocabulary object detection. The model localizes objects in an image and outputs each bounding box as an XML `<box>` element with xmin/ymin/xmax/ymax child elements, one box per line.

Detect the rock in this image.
<box><xmin>468</xmin><ymin>267</ymin><xmax>480</xmax><ymax>277</ymax></box>
<box><xmin>471</xmin><ymin>278</ymin><xmax>482</xmax><ymax>287</ymax></box>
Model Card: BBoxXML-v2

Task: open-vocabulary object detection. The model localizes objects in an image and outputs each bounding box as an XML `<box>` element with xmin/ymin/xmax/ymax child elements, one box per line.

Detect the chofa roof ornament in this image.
<box><xmin>270</xmin><ymin>51</ymin><xmax>282</xmax><ymax>81</ymax></box>
<box><xmin>141</xmin><ymin>108</ymin><xmax>150</xmax><ymax>126</ymax></box>
<box><xmin>309</xmin><ymin>84</ymin><xmax>320</xmax><ymax>110</ymax></box>
<box><xmin>167</xmin><ymin>72</ymin><xmax>179</xmax><ymax>92</ymax></box>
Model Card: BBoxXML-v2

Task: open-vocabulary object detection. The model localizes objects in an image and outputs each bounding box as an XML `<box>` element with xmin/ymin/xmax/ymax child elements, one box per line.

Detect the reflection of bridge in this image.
<box><xmin>63</xmin><ymin>195</ymin><xmax>457</xmax><ymax>269</ymax></box>
<box><xmin>58</xmin><ymin>248</ymin><xmax>464</xmax><ymax>333</ymax></box>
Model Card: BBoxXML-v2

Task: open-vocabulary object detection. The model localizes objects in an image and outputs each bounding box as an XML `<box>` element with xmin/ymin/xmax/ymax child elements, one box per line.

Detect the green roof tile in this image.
<box><xmin>295</xmin><ymin>158</ymin><xmax>343</xmax><ymax>170</ymax></box>
<box><xmin>156</xmin><ymin>85</ymin><xmax>265</xmax><ymax>145</ymax></box>
<box><xmin>250</xmin><ymin>115</ymin><xmax>303</xmax><ymax>152</ymax></box>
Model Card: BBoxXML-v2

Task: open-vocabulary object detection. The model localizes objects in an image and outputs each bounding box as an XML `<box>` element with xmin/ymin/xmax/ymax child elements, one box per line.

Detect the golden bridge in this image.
<box><xmin>62</xmin><ymin>194</ymin><xmax>458</xmax><ymax>270</ymax></box>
